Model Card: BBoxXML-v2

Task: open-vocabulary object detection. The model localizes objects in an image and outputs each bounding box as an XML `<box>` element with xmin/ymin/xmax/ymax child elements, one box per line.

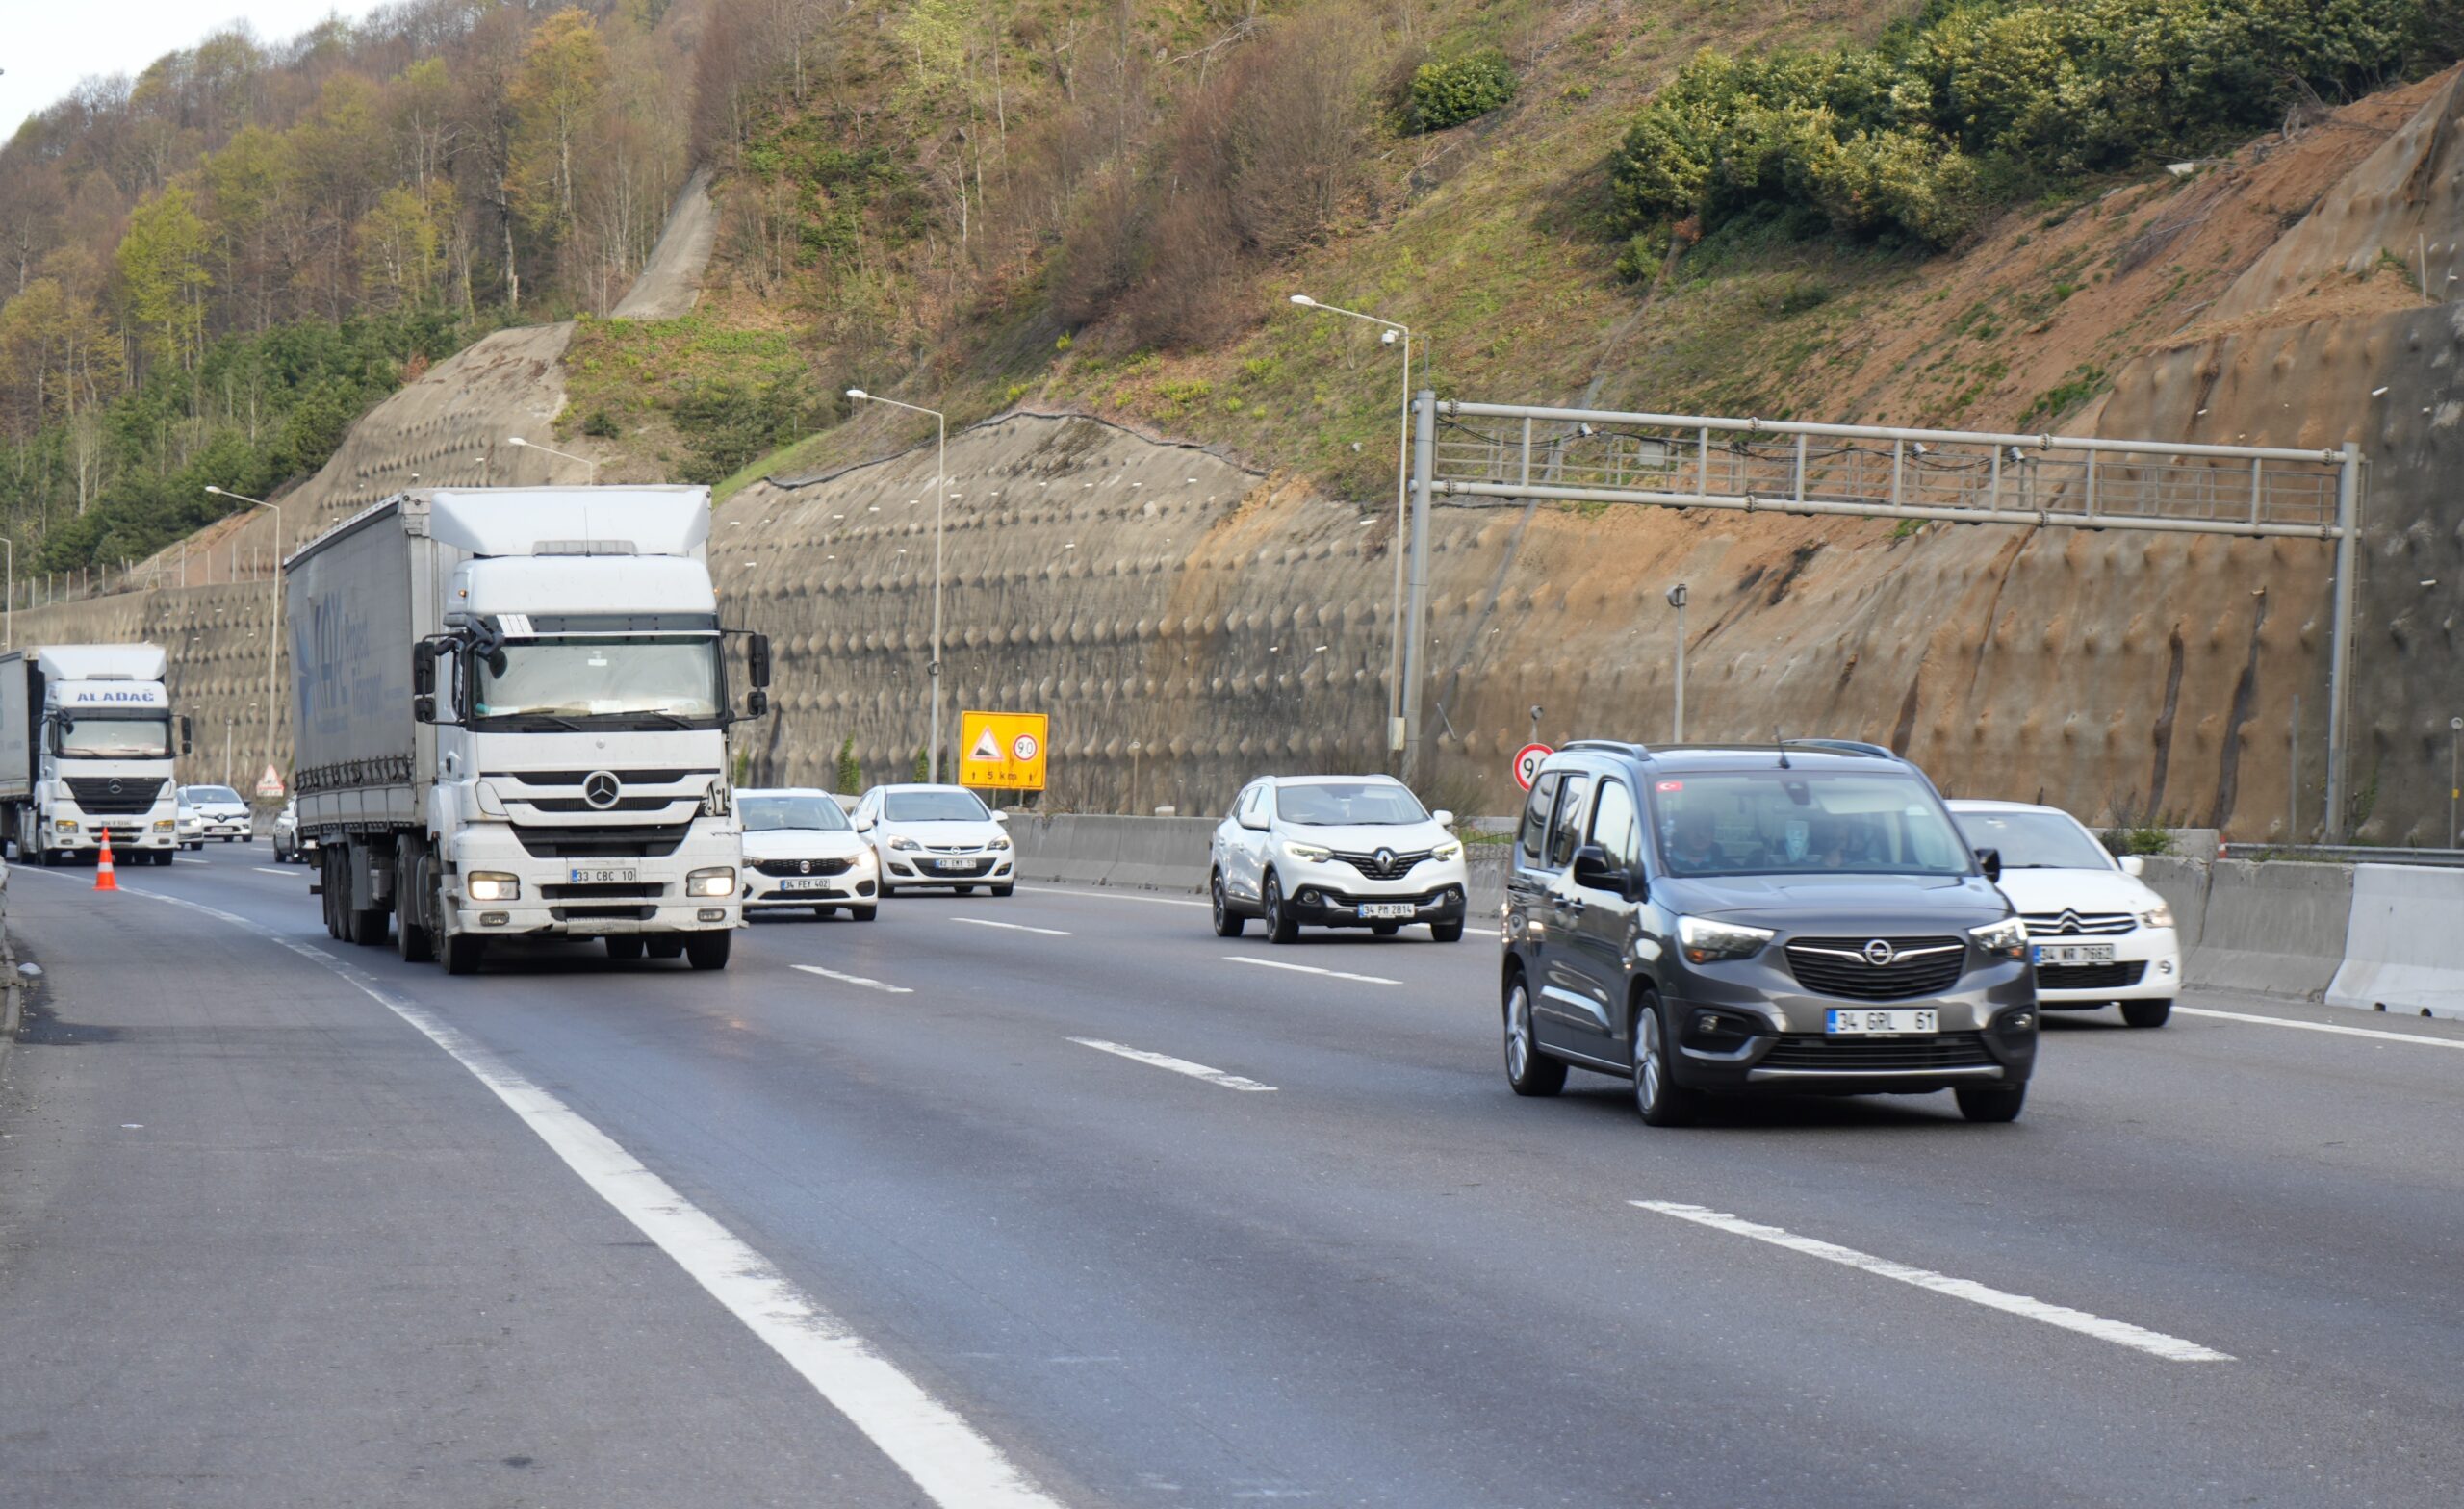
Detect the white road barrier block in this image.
<box><xmin>2326</xmin><ymin>863</ymin><xmax>2464</xmax><ymax>1021</ymax></box>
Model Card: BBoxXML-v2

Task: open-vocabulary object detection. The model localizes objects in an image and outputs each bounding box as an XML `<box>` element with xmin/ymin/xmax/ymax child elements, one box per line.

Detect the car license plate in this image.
<box><xmin>934</xmin><ymin>857</ymin><xmax>976</xmax><ymax>870</ymax></box>
<box><xmin>2033</xmin><ymin>942</ymin><xmax>2116</xmax><ymax>965</ymax></box>
<box><xmin>1826</xmin><ymin>1008</ymin><xmax>1937</xmax><ymax>1036</ymax></box>
<box><xmin>1357</xmin><ymin>902</ymin><xmax>1416</xmax><ymax>920</ymax></box>
<box><xmin>778</xmin><ymin>877</ymin><xmax>829</xmax><ymax>891</ymax></box>
<box><xmin>569</xmin><ymin>866</ymin><xmax>638</xmax><ymax>884</ymax></box>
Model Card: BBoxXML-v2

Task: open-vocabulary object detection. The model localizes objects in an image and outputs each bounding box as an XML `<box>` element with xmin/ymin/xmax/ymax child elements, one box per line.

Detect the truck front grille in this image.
<box><xmin>512</xmin><ymin>822</ymin><xmax>693</xmax><ymax>859</ymax></box>
<box><xmin>551</xmin><ymin>905</ymin><xmax>658</xmax><ymax>922</ymax></box>
<box><xmin>541</xmin><ymin>882</ymin><xmax>667</xmax><ymax>900</ymax></box>
<box><xmin>65</xmin><ymin>777</ymin><xmax>165</xmax><ymax>814</ymax></box>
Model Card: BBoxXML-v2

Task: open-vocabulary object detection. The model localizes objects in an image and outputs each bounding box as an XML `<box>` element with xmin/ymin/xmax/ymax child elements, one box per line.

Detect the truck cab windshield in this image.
<box><xmin>57</xmin><ymin>715</ymin><xmax>172</xmax><ymax>758</ymax></box>
<box><xmin>472</xmin><ymin>635</ymin><xmax>722</xmax><ymax>729</ymax></box>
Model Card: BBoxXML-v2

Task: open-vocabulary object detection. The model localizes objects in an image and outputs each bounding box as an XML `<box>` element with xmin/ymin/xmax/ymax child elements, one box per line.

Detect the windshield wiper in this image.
<box><xmin>504</xmin><ymin>713</ymin><xmax>585</xmax><ymax>732</ymax></box>
<box><xmin>620</xmin><ymin>708</ymin><xmax>699</xmax><ymax>729</ymax></box>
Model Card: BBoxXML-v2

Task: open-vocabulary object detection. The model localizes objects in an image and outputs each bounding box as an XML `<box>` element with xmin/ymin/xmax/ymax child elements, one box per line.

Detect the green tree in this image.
<box><xmin>510</xmin><ymin>8</ymin><xmax>611</xmax><ymax>244</ymax></box>
<box><xmin>116</xmin><ymin>187</ymin><xmax>214</xmax><ymax>376</ymax></box>
<box><xmin>357</xmin><ymin>184</ymin><xmax>450</xmax><ymax>310</ymax></box>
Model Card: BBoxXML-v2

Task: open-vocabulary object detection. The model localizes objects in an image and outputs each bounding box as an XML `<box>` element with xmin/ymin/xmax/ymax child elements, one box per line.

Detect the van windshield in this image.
<box><xmin>58</xmin><ymin>715</ymin><xmax>172</xmax><ymax>758</ymax></box>
<box><xmin>1649</xmin><ymin>770</ymin><xmax>1972</xmax><ymax>878</ymax></box>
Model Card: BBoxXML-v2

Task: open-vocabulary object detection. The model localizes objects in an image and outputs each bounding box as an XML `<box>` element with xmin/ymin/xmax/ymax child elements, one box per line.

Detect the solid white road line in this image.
<box><xmin>1017</xmin><ymin>883</ymin><xmax>1207</xmax><ymax>909</ymax></box>
<box><xmin>173</xmin><ymin>857</ymin><xmax>208</xmax><ymax>865</ymax></box>
<box><xmin>70</xmin><ymin>877</ymin><xmax>1066</xmax><ymax>1509</ymax></box>
<box><xmin>1222</xmin><ymin>955</ymin><xmax>1399</xmax><ymax>986</ymax></box>
<box><xmin>953</xmin><ymin>917</ymin><xmax>1071</xmax><ymax>937</ymax></box>
<box><xmin>1633</xmin><ymin>1201</ymin><xmax>2232</xmax><ymax>1363</ymax></box>
<box><xmin>2177</xmin><ymin>1005</ymin><xmax>2464</xmax><ymax>1051</ymax></box>
<box><xmin>253</xmin><ymin>867</ymin><xmax>296</xmax><ymax>877</ymax></box>
<box><xmin>792</xmin><ymin>963</ymin><xmax>914</xmax><ymax>996</ymax></box>
<box><xmin>1067</xmin><ymin>1037</ymin><xmax>1276</xmax><ymax>1092</ymax></box>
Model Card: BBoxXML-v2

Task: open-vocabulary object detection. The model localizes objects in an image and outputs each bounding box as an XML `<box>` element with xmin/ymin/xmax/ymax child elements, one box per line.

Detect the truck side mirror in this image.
<box><xmin>179</xmin><ymin>715</ymin><xmax>192</xmax><ymax>755</ymax></box>
<box><xmin>412</xmin><ymin>642</ymin><xmax>436</xmax><ymax>697</ymax></box>
<box><xmin>413</xmin><ymin>695</ymin><xmax>436</xmax><ymax>724</ymax></box>
<box><xmin>745</xmin><ymin>688</ymin><xmax>769</xmax><ymax>719</ymax></box>
<box><xmin>748</xmin><ymin>632</ymin><xmax>772</xmax><ymax>690</ymax></box>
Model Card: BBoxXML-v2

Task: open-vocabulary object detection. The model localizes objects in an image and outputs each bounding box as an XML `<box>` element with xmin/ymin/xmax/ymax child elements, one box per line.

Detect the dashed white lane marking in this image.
<box><xmin>253</xmin><ymin>867</ymin><xmax>296</xmax><ymax>877</ymax></box>
<box><xmin>953</xmin><ymin>917</ymin><xmax>1071</xmax><ymax>937</ymax></box>
<box><xmin>173</xmin><ymin>857</ymin><xmax>209</xmax><ymax>866</ymax></box>
<box><xmin>1222</xmin><ymin>955</ymin><xmax>1399</xmax><ymax>986</ymax></box>
<box><xmin>1633</xmin><ymin>1201</ymin><xmax>2232</xmax><ymax>1363</ymax></box>
<box><xmin>1067</xmin><ymin>1037</ymin><xmax>1277</xmax><ymax>1092</ymax></box>
<box><xmin>59</xmin><ymin>875</ymin><xmax>1066</xmax><ymax>1509</ymax></box>
<box><xmin>792</xmin><ymin>963</ymin><xmax>914</xmax><ymax>995</ymax></box>
<box><xmin>2177</xmin><ymin>1005</ymin><xmax>2464</xmax><ymax>1051</ymax></box>
<box><xmin>1017</xmin><ymin>884</ymin><xmax>1206</xmax><ymax>909</ymax></box>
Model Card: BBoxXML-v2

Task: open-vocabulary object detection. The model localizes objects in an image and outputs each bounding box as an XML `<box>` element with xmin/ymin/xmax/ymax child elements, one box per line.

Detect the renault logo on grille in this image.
<box><xmin>1862</xmin><ymin>939</ymin><xmax>1897</xmax><ymax>966</ymax></box>
<box><xmin>582</xmin><ymin>771</ymin><xmax>622</xmax><ymax>809</ymax></box>
<box><xmin>1374</xmin><ymin>847</ymin><xmax>1396</xmax><ymax>876</ymax></box>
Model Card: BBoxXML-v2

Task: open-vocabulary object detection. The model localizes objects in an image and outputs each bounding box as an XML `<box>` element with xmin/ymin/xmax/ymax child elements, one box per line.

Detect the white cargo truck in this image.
<box><xmin>287</xmin><ymin>486</ymin><xmax>770</xmax><ymax>974</ymax></box>
<box><xmin>0</xmin><ymin>645</ymin><xmax>191</xmax><ymax>867</ymax></box>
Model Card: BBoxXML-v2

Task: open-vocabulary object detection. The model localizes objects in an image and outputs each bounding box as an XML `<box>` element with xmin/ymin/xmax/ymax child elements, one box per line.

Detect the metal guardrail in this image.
<box><xmin>2219</xmin><ymin>844</ymin><xmax>2464</xmax><ymax>867</ymax></box>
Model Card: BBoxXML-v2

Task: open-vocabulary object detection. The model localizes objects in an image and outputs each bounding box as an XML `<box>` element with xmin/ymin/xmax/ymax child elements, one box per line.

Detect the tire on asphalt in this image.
<box><xmin>1430</xmin><ymin>920</ymin><xmax>1465</xmax><ymax>943</ymax></box>
<box><xmin>849</xmin><ymin>906</ymin><xmax>878</xmax><ymax>922</ymax></box>
<box><xmin>604</xmin><ymin>935</ymin><xmax>645</xmax><ymax>961</ymax></box>
<box><xmin>1211</xmin><ymin>871</ymin><xmax>1245</xmax><ymax>938</ymax></box>
<box><xmin>684</xmin><ymin>931</ymin><xmax>732</xmax><ymax>971</ymax></box>
<box><xmin>1955</xmin><ymin>1083</ymin><xmax>2027</xmax><ymax>1122</ymax></box>
<box><xmin>1263</xmin><ymin>872</ymin><xmax>1299</xmax><ymax>944</ymax></box>
<box><xmin>1502</xmin><ymin>972</ymin><xmax>1567</xmax><ymax>1097</ymax></box>
<box><xmin>2120</xmin><ymin>999</ymin><xmax>2171</xmax><ymax>1029</ymax></box>
<box><xmin>990</xmin><ymin>883</ymin><xmax>1014</xmax><ymax>897</ymax></box>
<box><xmin>1632</xmin><ymin>991</ymin><xmax>1702</xmax><ymax>1127</ymax></box>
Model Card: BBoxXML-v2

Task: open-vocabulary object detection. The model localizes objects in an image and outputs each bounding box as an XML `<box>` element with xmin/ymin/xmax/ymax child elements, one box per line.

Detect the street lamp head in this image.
<box><xmin>846</xmin><ymin>388</ymin><xmax>869</xmax><ymax>400</ymax></box>
<box><xmin>507</xmin><ymin>436</ymin><xmax>530</xmax><ymax>448</ymax></box>
<box><xmin>1380</xmin><ymin>328</ymin><xmax>1399</xmax><ymax>345</ymax></box>
<box><xmin>1289</xmin><ymin>294</ymin><xmax>1316</xmax><ymax>307</ymax></box>
<box><xmin>204</xmin><ymin>485</ymin><xmax>225</xmax><ymax>497</ymax></box>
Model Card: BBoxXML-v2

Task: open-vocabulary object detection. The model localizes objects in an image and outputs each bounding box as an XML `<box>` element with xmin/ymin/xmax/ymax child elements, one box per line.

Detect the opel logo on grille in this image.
<box><xmin>1374</xmin><ymin>847</ymin><xmax>1396</xmax><ymax>875</ymax></box>
<box><xmin>582</xmin><ymin>771</ymin><xmax>622</xmax><ymax>809</ymax></box>
<box><xmin>1862</xmin><ymin>939</ymin><xmax>1897</xmax><ymax>966</ymax></box>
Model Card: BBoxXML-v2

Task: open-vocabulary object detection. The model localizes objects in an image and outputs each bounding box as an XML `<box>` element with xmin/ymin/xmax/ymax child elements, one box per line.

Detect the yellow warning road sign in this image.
<box><xmin>960</xmin><ymin>710</ymin><xmax>1048</xmax><ymax>790</ymax></box>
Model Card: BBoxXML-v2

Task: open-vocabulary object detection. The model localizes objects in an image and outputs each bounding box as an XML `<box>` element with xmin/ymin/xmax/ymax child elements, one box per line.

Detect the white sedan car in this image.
<box><xmin>1210</xmin><ymin>775</ymin><xmax>1470</xmax><ymax>943</ymax></box>
<box><xmin>853</xmin><ymin>784</ymin><xmax>1014</xmax><ymax>896</ymax></box>
<box><xmin>181</xmin><ymin>784</ymin><xmax>253</xmax><ymax>841</ymax></box>
<box><xmin>738</xmin><ymin>788</ymin><xmax>879</xmax><ymax>920</ymax></box>
<box><xmin>1949</xmin><ymin>799</ymin><xmax>2182</xmax><ymax>1027</ymax></box>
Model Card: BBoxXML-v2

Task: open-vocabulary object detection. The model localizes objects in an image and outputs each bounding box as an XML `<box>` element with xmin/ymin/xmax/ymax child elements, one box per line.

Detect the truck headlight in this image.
<box><xmin>2138</xmin><ymin>902</ymin><xmax>2173</xmax><ymax>929</ymax></box>
<box><xmin>1970</xmin><ymin>916</ymin><xmax>2030</xmax><ymax>960</ymax></box>
<box><xmin>1676</xmin><ymin>914</ymin><xmax>1774</xmax><ymax>964</ymax></box>
<box><xmin>702</xmin><ymin>780</ymin><xmax>732</xmax><ymax>818</ymax></box>
<box><xmin>54</xmin><ymin>818</ymin><xmax>76</xmax><ymax>832</ymax></box>
<box><xmin>466</xmin><ymin>871</ymin><xmax>521</xmax><ymax>902</ymax></box>
<box><xmin>686</xmin><ymin>867</ymin><xmax>736</xmax><ymax>897</ymax></box>
<box><xmin>154</xmin><ymin>819</ymin><xmax>175</xmax><ymax>831</ymax></box>
<box><xmin>1282</xmin><ymin>840</ymin><xmax>1333</xmax><ymax>863</ymax></box>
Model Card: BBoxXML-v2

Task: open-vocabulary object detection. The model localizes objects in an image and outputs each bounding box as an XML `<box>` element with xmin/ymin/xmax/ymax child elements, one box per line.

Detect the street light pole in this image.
<box><xmin>2450</xmin><ymin>715</ymin><xmax>2460</xmax><ymax>848</ymax></box>
<box><xmin>1290</xmin><ymin>294</ymin><xmax>1412</xmax><ymax>768</ymax></box>
<box><xmin>846</xmin><ymin>390</ymin><xmax>949</xmax><ymax>781</ymax></box>
<box><xmin>2</xmin><ymin>535</ymin><xmax>13</xmax><ymax>651</ymax></box>
<box><xmin>1666</xmin><ymin>583</ymin><xmax>1688</xmax><ymax>741</ymax></box>
<box><xmin>507</xmin><ymin>435</ymin><xmax>601</xmax><ymax>480</ymax></box>
<box><xmin>205</xmin><ymin>487</ymin><xmax>282</xmax><ymax>798</ymax></box>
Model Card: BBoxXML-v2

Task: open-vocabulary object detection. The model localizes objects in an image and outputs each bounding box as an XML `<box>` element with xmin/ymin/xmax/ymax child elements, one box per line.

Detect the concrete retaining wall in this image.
<box><xmin>1009</xmin><ymin>814</ymin><xmax>1215</xmax><ymax>892</ymax></box>
<box><xmin>2326</xmin><ymin>864</ymin><xmax>2464</xmax><ymax>1020</ymax></box>
<box><xmin>2188</xmin><ymin>859</ymin><xmax>2354</xmax><ymax>1000</ymax></box>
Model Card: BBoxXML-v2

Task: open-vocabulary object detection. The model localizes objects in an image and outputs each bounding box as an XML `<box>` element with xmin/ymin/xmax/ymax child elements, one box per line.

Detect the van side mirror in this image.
<box><xmin>179</xmin><ymin>715</ymin><xmax>192</xmax><ymax>755</ymax></box>
<box><xmin>748</xmin><ymin>632</ymin><xmax>772</xmax><ymax>689</ymax></box>
<box><xmin>1573</xmin><ymin>843</ymin><xmax>1634</xmax><ymax>897</ymax></box>
<box><xmin>1974</xmin><ymin>846</ymin><xmax>2002</xmax><ymax>882</ymax></box>
<box><xmin>412</xmin><ymin>641</ymin><xmax>436</xmax><ymax>697</ymax></box>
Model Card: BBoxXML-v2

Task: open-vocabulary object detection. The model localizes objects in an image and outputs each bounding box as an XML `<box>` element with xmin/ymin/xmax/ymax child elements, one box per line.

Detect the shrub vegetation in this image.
<box><xmin>1408</xmin><ymin>49</ymin><xmax>1519</xmax><ymax>133</ymax></box>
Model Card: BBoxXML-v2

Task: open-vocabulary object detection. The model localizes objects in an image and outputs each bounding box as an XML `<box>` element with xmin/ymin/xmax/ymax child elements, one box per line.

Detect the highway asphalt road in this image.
<box><xmin>3</xmin><ymin>843</ymin><xmax>2461</xmax><ymax>1507</ymax></box>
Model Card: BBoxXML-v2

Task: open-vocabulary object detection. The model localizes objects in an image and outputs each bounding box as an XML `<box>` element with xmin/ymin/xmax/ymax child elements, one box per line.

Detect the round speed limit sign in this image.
<box><xmin>1011</xmin><ymin>732</ymin><xmax>1040</xmax><ymax>763</ymax></box>
<box><xmin>1512</xmin><ymin>743</ymin><xmax>1554</xmax><ymax>790</ymax></box>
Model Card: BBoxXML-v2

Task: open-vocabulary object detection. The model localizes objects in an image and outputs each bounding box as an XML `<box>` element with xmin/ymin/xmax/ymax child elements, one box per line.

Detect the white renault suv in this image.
<box><xmin>182</xmin><ymin>784</ymin><xmax>254</xmax><ymax>842</ymax></box>
<box><xmin>739</xmin><ymin>788</ymin><xmax>880</xmax><ymax>920</ymax></box>
<box><xmin>1949</xmin><ymin>799</ymin><xmax>2182</xmax><ymax>1027</ymax></box>
<box><xmin>854</xmin><ymin>783</ymin><xmax>1014</xmax><ymax>896</ymax></box>
<box><xmin>1211</xmin><ymin>775</ymin><xmax>1470</xmax><ymax>943</ymax></box>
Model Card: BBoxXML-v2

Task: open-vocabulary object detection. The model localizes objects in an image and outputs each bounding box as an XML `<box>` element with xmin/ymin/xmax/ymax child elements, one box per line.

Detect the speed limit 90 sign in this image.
<box><xmin>1512</xmin><ymin>743</ymin><xmax>1554</xmax><ymax>790</ymax></box>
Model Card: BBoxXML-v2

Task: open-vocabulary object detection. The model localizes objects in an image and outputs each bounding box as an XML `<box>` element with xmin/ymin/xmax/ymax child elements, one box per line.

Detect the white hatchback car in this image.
<box><xmin>1948</xmin><ymin>800</ymin><xmax>2182</xmax><ymax>1027</ymax></box>
<box><xmin>739</xmin><ymin>788</ymin><xmax>880</xmax><ymax>920</ymax></box>
<box><xmin>853</xmin><ymin>784</ymin><xmax>1014</xmax><ymax>896</ymax></box>
<box><xmin>1211</xmin><ymin>775</ymin><xmax>1470</xmax><ymax>942</ymax></box>
<box><xmin>182</xmin><ymin>784</ymin><xmax>253</xmax><ymax>841</ymax></box>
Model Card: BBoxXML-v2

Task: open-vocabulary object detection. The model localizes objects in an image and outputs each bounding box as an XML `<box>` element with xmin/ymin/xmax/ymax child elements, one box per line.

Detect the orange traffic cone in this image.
<box><xmin>94</xmin><ymin>828</ymin><xmax>118</xmax><ymax>892</ymax></box>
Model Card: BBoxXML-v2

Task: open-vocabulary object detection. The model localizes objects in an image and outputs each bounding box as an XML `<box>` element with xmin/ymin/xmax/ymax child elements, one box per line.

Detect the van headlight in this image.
<box><xmin>1282</xmin><ymin>840</ymin><xmax>1333</xmax><ymax>863</ymax></box>
<box><xmin>1970</xmin><ymin>916</ymin><xmax>2029</xmax><ymax>960</ymax></box>
<box><xmin>686</xmin><ymin>867</ymin><xmax>736</xmax><ymax>897</ymax></box>
<box><xmin>466</xmin><ymin>871</ymin><xmax>521</xmax><ymax>902</ymax></box>
<box><xmin>2138</xmin><ymin>902</ymin><xmax>2173</xmax><ymax>929</ymax></box>
<box><xmin>1676</xmin><ymin>915</ymin><xmax>1774</xmax><ymax>964</ymax></box>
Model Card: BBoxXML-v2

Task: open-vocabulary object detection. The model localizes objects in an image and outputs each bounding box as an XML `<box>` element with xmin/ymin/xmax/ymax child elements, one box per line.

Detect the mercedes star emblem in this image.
<box><xmin>1862</xmin><ymin>939</ymin><xmax>1897</xmax><ymax>966</ymax></box>
<box><xmin>582</xmin><ymin>771</ymin><xmax>622</xmax><ymax>810</ymax></box>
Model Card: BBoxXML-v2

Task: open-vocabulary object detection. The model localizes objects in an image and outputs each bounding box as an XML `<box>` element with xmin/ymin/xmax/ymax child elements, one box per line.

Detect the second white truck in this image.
<box><xmin>0</xmin><ymin>645</ymin><xmax>190</xmax><ymax>866</ymax></box>
<box><xmin>287</xmin><ymin>485</ymin><xmax>770</xmax><ymax>974</ymax></box>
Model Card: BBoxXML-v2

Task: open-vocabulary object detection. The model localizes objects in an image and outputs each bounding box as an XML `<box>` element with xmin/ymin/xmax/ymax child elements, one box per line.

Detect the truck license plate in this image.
<box><xmin>1826</xmin><ymin>1009</ymin><xmax>1937</xmax><ymax>1036</ymax></box>
<box><xmin>569</xmin><ymin>866</ymin><xmax>639</xmax><ymax>884</ymax></box>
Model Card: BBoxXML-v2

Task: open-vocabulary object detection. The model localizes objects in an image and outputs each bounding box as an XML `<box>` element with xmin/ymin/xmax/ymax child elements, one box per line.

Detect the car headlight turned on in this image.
<box><xmin>1677</xmin><ymin>915</ymin><xmax>1775</xmax><ymax>964</ymax></box>
<box><xmin>1282</xmin><ymin>840</ymin><xmax>1333</xmax><ymax>863</ymax></box>
<box><xmin>2139</xmin><ymin>901</ymin><xmax>2174</xmax><ymax>929</ymax></box>
<box><xmin>466</xmin><ymin>871</ymin><xmax>521</xmax><ymax>902</ymax></box>
<box><xmin>851</xmin><ymin>847</ymin><xmax>877</xmax><ymax>869</ymax></box>
<box><xmin>1970</xmin><ymin>916</ymin><xmax>2030</xmax><ymax>960</ymax></box>
<box><xmin>686</xmin><ymin>867</ymin><xmax>736</xmax><ymax>898</ymax></box>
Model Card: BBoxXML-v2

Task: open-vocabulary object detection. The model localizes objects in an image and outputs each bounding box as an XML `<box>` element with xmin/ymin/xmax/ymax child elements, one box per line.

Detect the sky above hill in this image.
<box><xmin>4</xmin><ymin>3</ymin><xmax>384</xmax><ymax>137</ymax></box>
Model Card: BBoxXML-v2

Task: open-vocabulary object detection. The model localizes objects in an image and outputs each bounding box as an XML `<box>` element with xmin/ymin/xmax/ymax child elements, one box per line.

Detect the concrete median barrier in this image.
<box><xmin>2325</xmin><ymin>864</ymin><xmax>2464</xmax><ymax>1021</ymax></box>
<box><xmin>2187</xmin><ymin>858</ymin><xmax>2352</xmax><ymax>1000</ymax></box>
<box><xmin>2137</xmin><ymin>856</ymin><xmax>2209</xmax><ymax>952</ymax></box>
<box><xmin>1008</xmin><ymin>814</ymin><xmax>1213</xmax><ymax>892</ymax></box>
